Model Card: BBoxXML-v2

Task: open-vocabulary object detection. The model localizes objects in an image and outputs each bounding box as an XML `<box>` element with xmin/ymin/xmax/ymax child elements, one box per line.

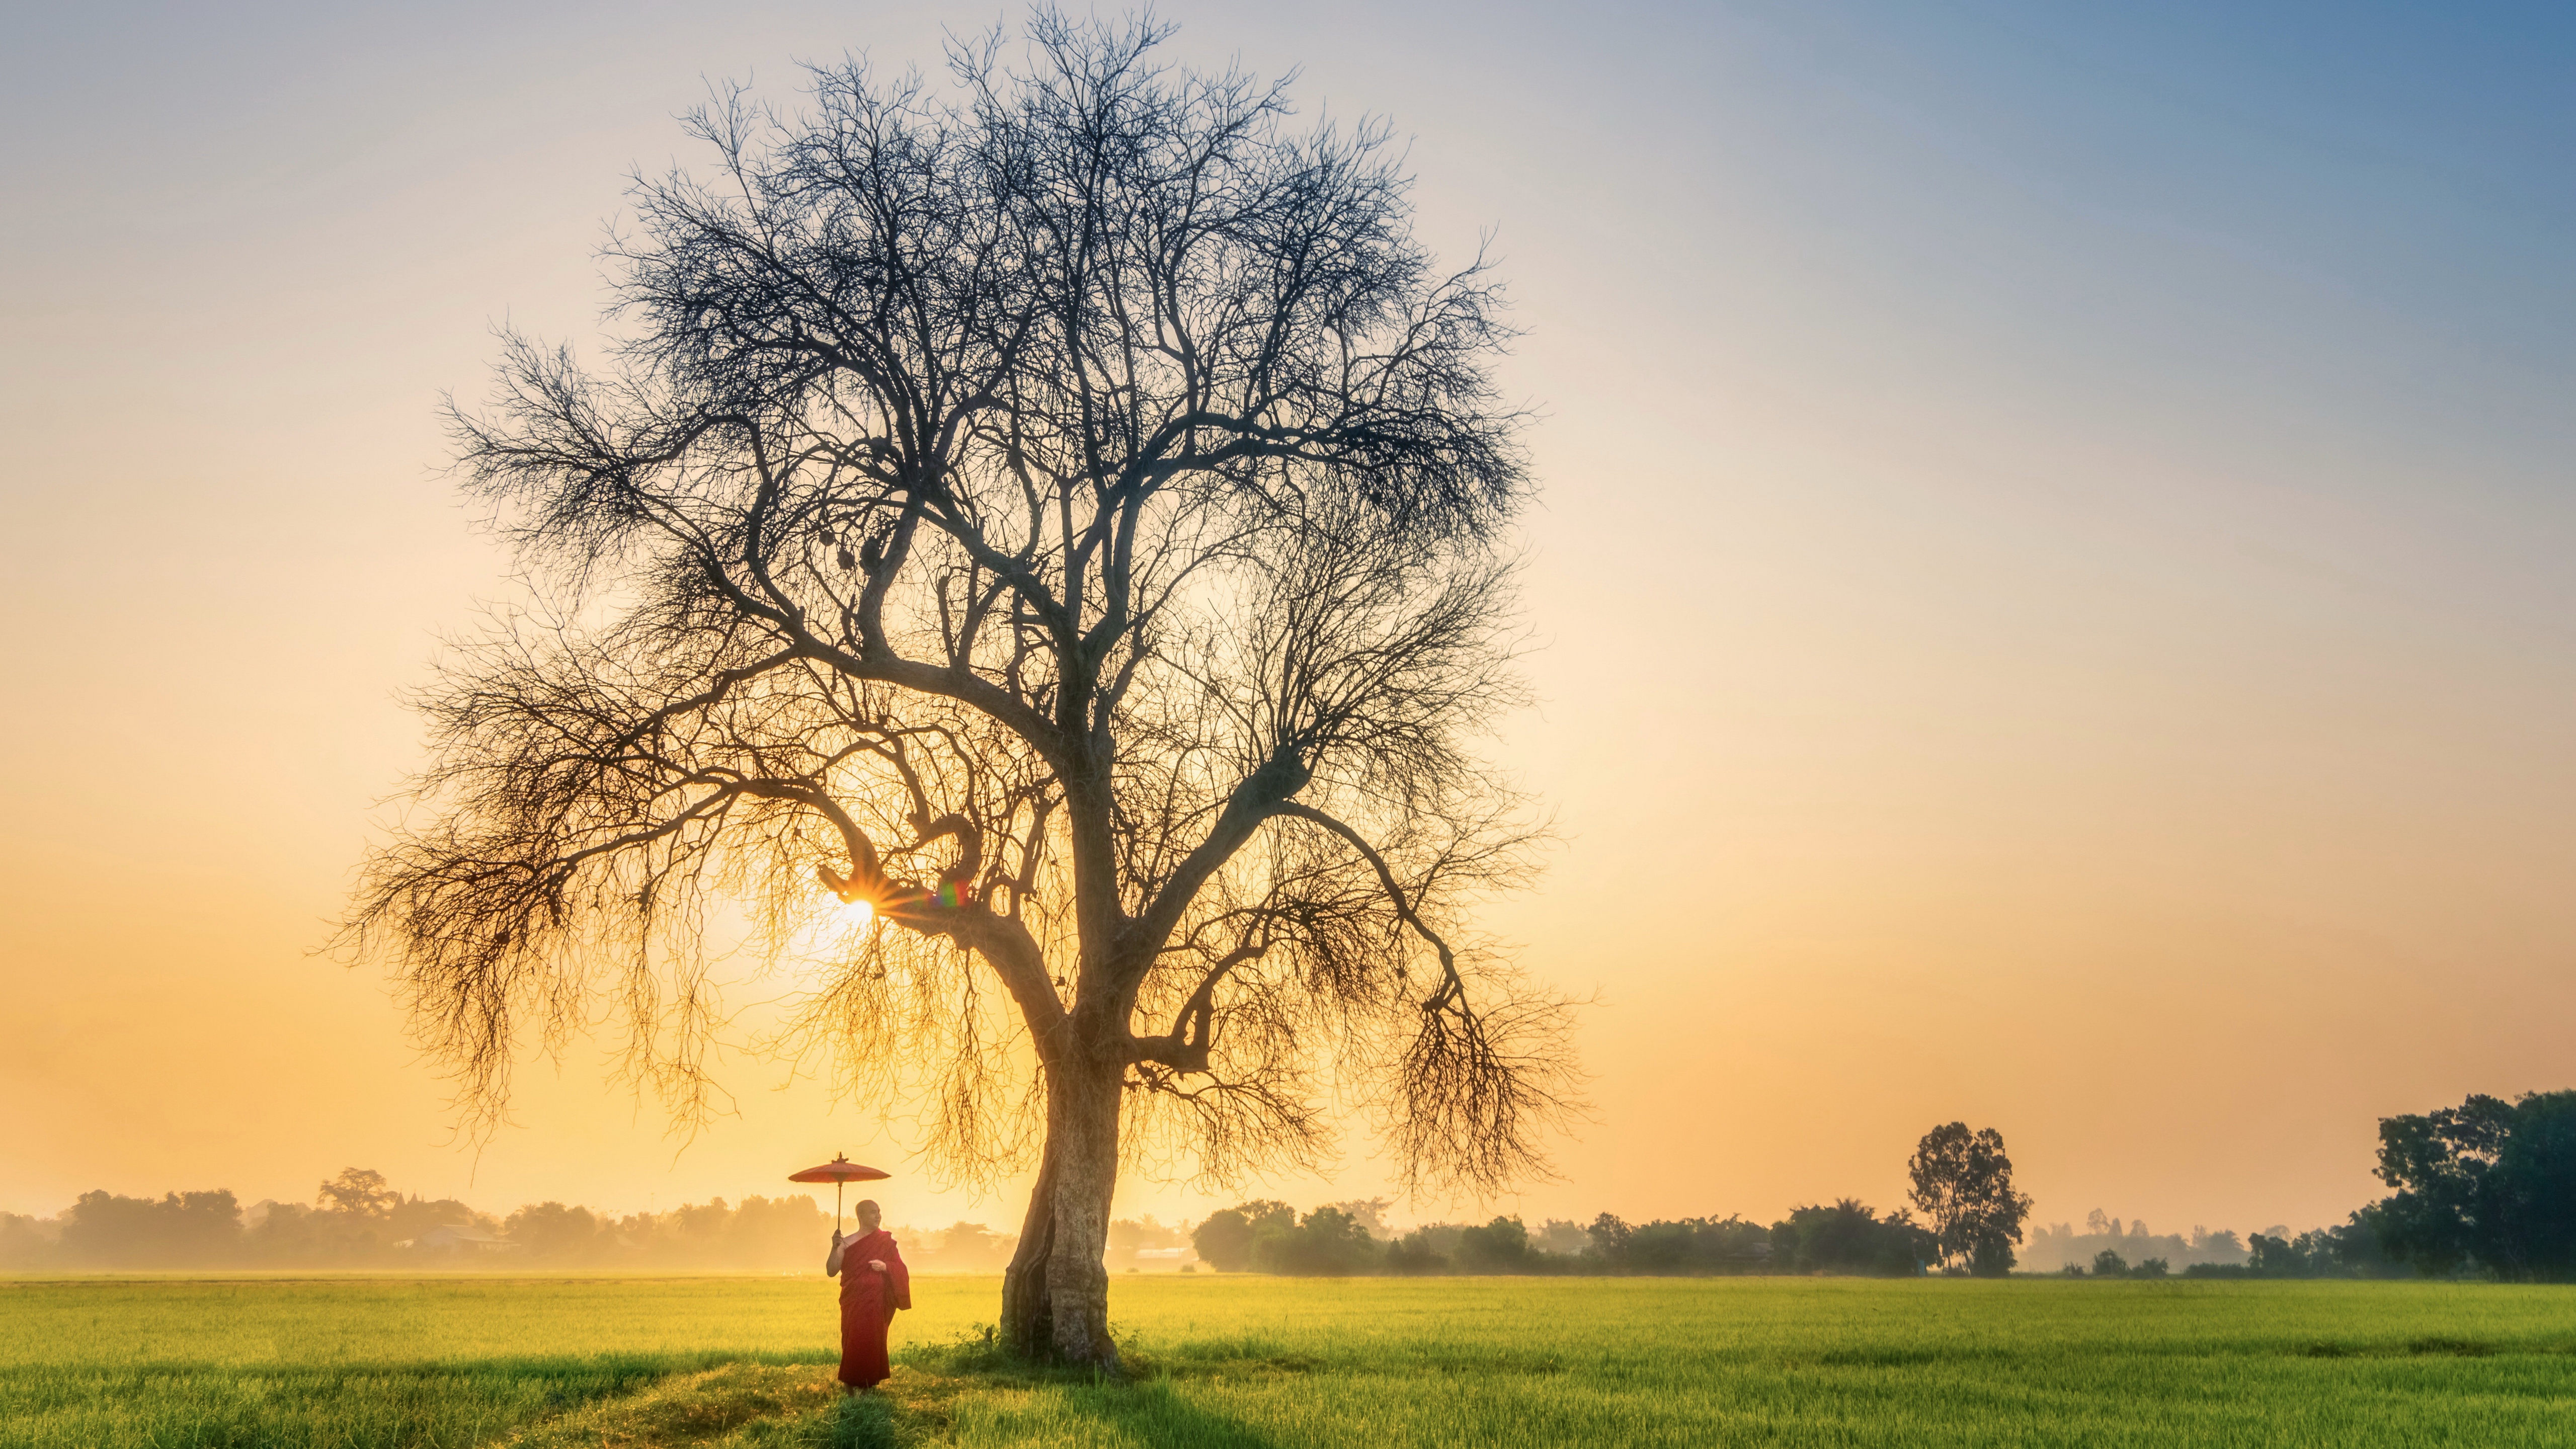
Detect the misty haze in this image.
<box><xmin>5</xmin><ymin>3</ymin><xmax>2572</xmax><ymax>1446</ymax></box>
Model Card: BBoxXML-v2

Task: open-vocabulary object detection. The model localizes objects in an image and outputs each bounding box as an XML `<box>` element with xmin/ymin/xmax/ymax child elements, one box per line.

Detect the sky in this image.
<box><xmin>3</xmin><ymin>1</ymin><xmax>2571</xmax><ymax>1242</ymax></box>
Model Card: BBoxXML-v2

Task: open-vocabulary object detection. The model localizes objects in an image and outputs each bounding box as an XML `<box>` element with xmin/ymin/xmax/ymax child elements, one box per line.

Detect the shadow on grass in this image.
<box><xmin>435</xmin><ymin>1334</ymin><xmax>1292</xmax><ymax>1448</ymax></box>
<box><xmin>497</xmin><ymin>1362</ymin><xmax>844</xmax><ymax>1446</ymax></box>
<box><xmin>871</xmin><ymin>1332</ymin><xmax>1291</xmax><ymax>1449</ymax></box>
<box><xmin>2296</xmin><ymin>1337</ymin><xmax>2502</xmax><ymax>1360</ymax></box>
<box><xmin>1037</xmin><ymin>1380</ymin><xmax>1286</xmax><ymax>1449</ymax></box>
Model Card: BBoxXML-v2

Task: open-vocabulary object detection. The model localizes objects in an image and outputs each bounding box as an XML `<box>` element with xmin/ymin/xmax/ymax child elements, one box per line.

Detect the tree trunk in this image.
<box><xmin>999</xmin><ymin>1050</ymin><xmax>1123</xmax><ymax>1368</ymax></box>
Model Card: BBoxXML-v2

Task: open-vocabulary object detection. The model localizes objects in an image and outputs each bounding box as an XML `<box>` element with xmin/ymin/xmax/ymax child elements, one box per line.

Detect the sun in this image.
<box><xmin>839</xmin><ymin>896</ymin><xmax>876</xmax><ymax>925</ymax></box>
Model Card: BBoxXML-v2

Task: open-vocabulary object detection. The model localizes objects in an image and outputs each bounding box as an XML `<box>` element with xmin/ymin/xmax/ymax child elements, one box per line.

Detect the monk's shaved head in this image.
<box><xmin>855</xmin><ymin>1199</ymin><xmax>882</xmax><ymax>1227</ymax></box>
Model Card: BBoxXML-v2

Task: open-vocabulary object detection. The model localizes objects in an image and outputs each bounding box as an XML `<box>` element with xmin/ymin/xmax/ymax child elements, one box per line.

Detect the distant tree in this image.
<box><xmin>1327</xmin><ymin>1199</ymin><xmax>1398</xmax><ymax>1241</ymax></box>
<box><xmin>1452</xmin><ymin>1216</ymin><xmax>1535</xmax><ymax>1272</ymax></box>
<box><xmin>1107</xmin><ymin>1214</ymin><xmax>1185</xmax><ymax>1269</ymax></box>
<box><xmin>2370</xmin><ymin>1090</ymin><xmax>2576</xmax><ymax>1281</ymax></box>
<box><xmin>384</xmin><ymin>1193</ymin><xmax>498</xmax><ymax>1245</ymax></box>
<box><xmin>341</xmin><ymin>11</ymin><xmax>1568</xmax><ymax>1367</ymax></box>
<box><xmin>2133</xmin><ymin>1256</ymin><xmax>2169</xmax><ymax>1278</ymax></box>
<box><xmin>2190</xmin><ymin>1226</ymin><xmax>2245</xmax><ymax>1260</ymax></box>
<box><xmin>2205</xmin><ymin>1213</ymin><xmax>2392</xmax><ymax>1281</ymax></box>
<box><xmin>1191</xmin><ymin>1201</ymin><xmax>1293</xmax><ymax>1272</ymax></box>
<box><xmin>1774</xmin><ymin>1199</ymin><xmax>1934</xmax><ymax>1276</ymax></box>
<box><xmin>1777</xmin><ymin>1200</ymin><xmax>1867</xmax><ymax>1274</ymax></box>
<box><xmin>59</xmin><ymin>1189</ymin><xmax>243</xmax><ymax>1268</ymax></box>
<box><xmin>1907</xmin><ymin>1122</ymin><xmax>2034</xmax><ymax>1276</ymax></box>
<box><xmin>1251</xmin><ymin>1205</ymin><xmax>1384</xmax><ymax>1275</ymax></box>
<box><xmin>316</xmin><ymin>1167</ymin><xmax>400</xmax><ymax>1218</ymax></box>
<box><xmin>1109</xmin><ymin>1216</ymin><xmax>1182</xmax><ymax>1250</ymax></box>
<box><xmin>1248</xmin><ymin>1206</ymin><xmax>1301</xmax><ymax>1270</ymax></box>
<box><xmin>924</xmin><ymin>1221</ymin><xmax>1018</xmax><ymax>1272</ymax></box>
<box><xmin>2092</xmin><ymin>1248</ymin><xmax>2129</xmax><ymax>1277</ymax></box>
<box><xmin>2311</xmin><ymin>1230</ymin><xmax>2351</xmax><ymax>1273</ymax></box>
<box><xmin>1386</xmin><ymin>1227</ymin><xmax>1450</xmax><ymax>1273</ymax></box>
<box><xmin>1585</xmin><ymin>1213</ymin><xmax>1633</xmax><ymax>1267</ymax></box>
<box><xmin>653</xmin><ymin>1198</ymin><xmax>738</xmax><ymax>1264</ymax></box>
<box><xmin>504</xmin><ymin>1201</ymin><xmax>606</xmax><ymax>1261</ymax></box>
<box><xmin>1597</xmin><ymin>1216</ymin><xmax>1773</xmax><ymax>1275</ymax></box>
<box><xmin>2243</xmin><ymin>1233</ymin><xmax>2308</xmax><ymax>1277</ymax></box>
<box><xmin>2320</xmin><ymin>1206</ymin><xmax>2400</xmax><ymax>1277</ymax></box>
<box><xmin>727</xmin><ymin>1193</ymin><xmax>832</xmax><ymax>1268</ymax></box>
<box><xmin>1533</xmin><ymin>1218</ymin><xmax>1589</xmax><ymax>1257</ymax></box>
<box><xmin>247</xmin><ymin>1200</ymin><xmax>385</xmax><ymax>1264</ymax></box>
<box><xmin>0</xmin><ymin>1213</ymin><xmax>58</xmax><ymax>1271</ymax></box>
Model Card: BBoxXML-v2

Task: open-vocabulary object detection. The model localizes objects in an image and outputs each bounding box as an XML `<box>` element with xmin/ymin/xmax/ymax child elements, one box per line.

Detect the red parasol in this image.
<box><xmin>788</xmin><ymin>1153</ymin><xmax>891</xmax><ymax>1232</ymax></box>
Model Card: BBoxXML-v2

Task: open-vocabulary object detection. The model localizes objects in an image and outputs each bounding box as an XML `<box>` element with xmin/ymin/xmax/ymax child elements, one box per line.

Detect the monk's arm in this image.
<box><xmin>824</xmin><ymin>1234</ymin><xmax>846</xmax><ymax>1276</ymax></box>
<box><xmin>884</xmin><ymin>1240</ymin><xmax>912</xmax><ymax>1310</ymax></box>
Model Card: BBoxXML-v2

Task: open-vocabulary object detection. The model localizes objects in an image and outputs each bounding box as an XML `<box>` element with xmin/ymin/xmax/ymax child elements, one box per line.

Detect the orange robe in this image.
<box><xmin>835</xmin><ymin>1229</ymin><xmax>911</xmax><ymax>1387</ymax></box>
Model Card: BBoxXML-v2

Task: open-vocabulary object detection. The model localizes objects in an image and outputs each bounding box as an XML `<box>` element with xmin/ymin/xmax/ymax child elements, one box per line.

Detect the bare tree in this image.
<box><xmin>315</xmin><ymin>1167</ymin><xmax>400</xmax><ymax>1219</ymax></box>
<box><xmin>344</xmin><ymin>11</ymin><xmax>1573</xmax><ymax>1365</ymax></box>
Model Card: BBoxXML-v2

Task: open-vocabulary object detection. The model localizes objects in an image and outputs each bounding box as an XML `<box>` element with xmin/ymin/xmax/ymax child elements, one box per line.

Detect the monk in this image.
<box><xmin>824</xmin><ymin>1199</ymin><xmax>911</xmax><ymax>1391</ymax></box>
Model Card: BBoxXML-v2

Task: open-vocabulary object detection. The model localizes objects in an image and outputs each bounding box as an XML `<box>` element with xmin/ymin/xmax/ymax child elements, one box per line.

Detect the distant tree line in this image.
<box><xmin>0</xmin><ymin>1168</ymin><xmax>1196</xmax><ymax>1276</ymax></box>
<box><xmin>15</xmin><ymin>1095</ymin><xmax>2558</xmax><ymax>1281</ymax></box>
<box><xmin>2030</xmin><ymin>1219</ymin><xmax>2397</xmax><ymax>1280</ymax></box>
<box><xmin>1186</xmin><ymin>1198</ymin><xmax>1946</xmax><ymax>1278</ymax></box>
<box><xmin>0</xmin><ymin>1169</ymin><xmax>835</xmax><ymax>1271</ymax></box>
<box><xmin>2023</xmin><ymin>1216</ymin><xmax>2251</xmax><ymax>1275</ymax></box>
<box><xmin>2164</xmin><ymin>1221</ymin><xmax>2406</xmax><ymax>1280</ymax></box>
<box><xmin>1189</xmin><ymin>1121</ymin><xmax>2028</xmax><ymax>1278</ymax></box>
<box><xmin>1184</xmin><ymin>1096</ymin><xmax>2576</xmax><ymax>1284</ymax></box>
<box><xmin>0</xmin><ymin>1120</ymin><xmax>2039</xmax><ymax>1280</ymax></box>
<box><xmin>0</xmin><ymin>1169</ymin><xmax>911</xmax><ymax>1273</ymax></box>
<box><xmin>2042</xmin><ymin>1091</ymin><xmax>2576</xmax><ymax>1282</ymax></box>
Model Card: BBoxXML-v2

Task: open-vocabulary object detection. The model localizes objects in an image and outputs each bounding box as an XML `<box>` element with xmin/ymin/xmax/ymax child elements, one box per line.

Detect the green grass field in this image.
<box><xmin>5</xmin><ymin>1274</ymin><xmax>2575</xmax><ymax>1447</ymax></box>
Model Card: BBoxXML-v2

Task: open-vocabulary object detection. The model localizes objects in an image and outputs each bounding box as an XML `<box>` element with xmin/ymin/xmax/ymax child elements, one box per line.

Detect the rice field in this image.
<box><xmin>5</xmin><ymin>1273</ymin><xmax>2574</xmax><ymax>1447</ymax></box>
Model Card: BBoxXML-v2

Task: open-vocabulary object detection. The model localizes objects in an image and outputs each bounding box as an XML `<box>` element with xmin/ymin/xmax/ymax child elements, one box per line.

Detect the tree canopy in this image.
<box><xmin>344</xmin><ymin>11</ymin><xmax>1570</xmax><ymax>1364</ymax></box>
<box><xmin>1906</xmin><ymin>1122</ymin><xmax>2032</xmax><ymax>1276</ymax></box>
<box><xmin>2372</xmin><ymin>1090</ymin><xmax>2576</xmax><ymax>1281</ymax></box>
